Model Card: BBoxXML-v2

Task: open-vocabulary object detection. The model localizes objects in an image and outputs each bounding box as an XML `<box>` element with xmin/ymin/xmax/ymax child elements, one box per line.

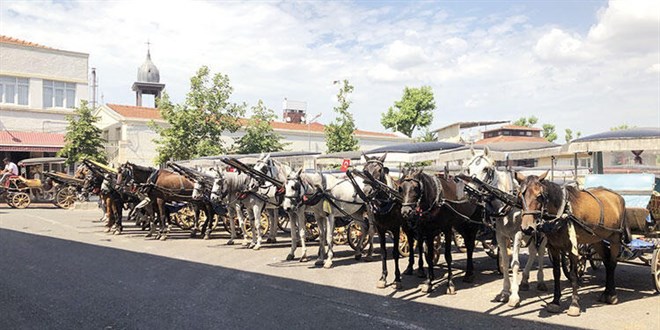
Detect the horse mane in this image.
<box><xmin>542</xmin><ymin>180</ymin><xmax>579</xmax><ymax>209</ymax></box>
<box><xmin>418</xmin><ymin>172</ymin><xmax>440</xmax><ymax>208</ymax></box>
<box><xmin>128</xmin><ymin>162</ymin><xmax>156</xmax><ymax>173</ymax></box>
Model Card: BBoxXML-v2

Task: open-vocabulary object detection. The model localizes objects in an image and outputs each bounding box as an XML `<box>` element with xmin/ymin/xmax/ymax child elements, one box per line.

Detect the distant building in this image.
<box><xmin>0</xmin><ymin>35</ymin><xmax>89</xmax><ymax>162</ymax></box>
<box><xmin>476</xmin><ymin>125</ymin><xmax>547</xmax><ymax>144</ymax></box>
<box><xmin>434</xmin><ymin>121</ymin><xmax>508</xmax><ymax>143</ymax></box>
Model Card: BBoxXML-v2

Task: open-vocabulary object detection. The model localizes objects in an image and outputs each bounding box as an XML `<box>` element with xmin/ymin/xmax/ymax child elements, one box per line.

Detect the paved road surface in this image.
<box><xmin>1</xmin><ymin>207</ymin><xmax>658</xmax><ymax>329</ymax></box>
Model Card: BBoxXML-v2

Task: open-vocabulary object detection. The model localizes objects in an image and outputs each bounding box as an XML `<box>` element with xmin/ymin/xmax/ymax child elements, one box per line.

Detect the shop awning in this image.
<box><xmin>0</xmin><ymin>130</ymin><xmax>65</xmax><ymax>152</ymax></box>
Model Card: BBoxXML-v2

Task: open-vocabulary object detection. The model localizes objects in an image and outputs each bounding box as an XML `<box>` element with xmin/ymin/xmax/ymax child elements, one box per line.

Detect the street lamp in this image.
<box><xmin>308</xmin><ymin>112</ymin><xmax>322</xmax><ymax>152</ymax></box>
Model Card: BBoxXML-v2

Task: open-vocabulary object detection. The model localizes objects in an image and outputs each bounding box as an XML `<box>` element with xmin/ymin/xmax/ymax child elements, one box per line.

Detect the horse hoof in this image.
<box><xmin>204</xmin><ymin>234</ymin><xmax>210</xmax><ymax>240</ymax></box>
<box><xmin>104</xmin><ymin>227</ymin><xmax>111</xmax><ymax>233</ymax></box>
<box><xmin>266</xmin><ymin>238</ymin><xmax>277</xmax><ymax>244</ymax></box>
<box><xmin>376</xmin><ymin>280</ymin><xmax>387</xmax><ymax>289</ymax></box>
<box><xmin>567</xmin><ymin>305</ymin><xmax>581</xmax><ymax>317</ymax></box>
<box><xmin>286</xmin><ymin>254</ymin><xmax>294</xmax><ymax>261</ymax></box>
<box><xmin>363</xmin><ymin>255</ymin><xmax>372</xmax><ymax>262</ymax></box>
<box><xmin>495</xmin><ymin>293</ymin><xmax>510</xmax><ymax>303</ymax></box>
<box><xmin>300</xmin><ymin>255</ymin><xmax>308</xmax><ymax>263</ymax></box>
<box><xmin>252</xmin><ymin>244</ymin><xmax>261</xmax><ymax>251</ymax></box>
<box><xmin>462</xmin><ymin>274</ymin><xmax>475</xmax><ymax>283</ymax></box>
<box><xmin>446</xmin><ymin>286</ymin><xmax>456</xmax><ymax>295</ymax></box>
<box><xmin>247</xmin><ymin>242</ymin><xmax>255</xmax><ymax>249</ymax></box>
<box><xmin>519</xmin><ymin>282</ymin><xmax>530</xmax><ymax>291</ymax></box>
<box><xmin>354</xmin><ymin>254</ymin><xmax>362</xmax><ymax>261</ymax></box>
<box><xmin>420</xmin><ymin>284</ymin><xmax>432</xmax><ymax>293</ymax></box>
<box><xmin>507</xmin><ymin>296</ymin><xmax>521</xmax><ymax>308</ymax></box>
<box><xmin>226</xmin><ymin>240</ymin><xmax>235</xmax><ymax>245</ymax></box>
<box><xmin>393</xmin><ymin>282</ymin><xmax>402</xmax><ymax>290</ymax></box>
<box><xmin>159</xmin><ymin>236</ymin><xmax>167</xmax><ymax>241</ymax></box>
<box><xmin>323</xmin><ymin>261</ymin><xmax>333</xmax><ymax>269</ymax></box>
<box><xmin>600</xmin><ymin>293</ymin><xmax>618</xmax><ymax>305</ymax></box>
<box><xmin>537</xmin><ymin>282</ymin><xmax>548</xmax><ymax>292</ymax></box>
<box><xmin>546</xmin><ymin>303</ymin><xmax>562</xmax><ymax>314</ymax></box>
<box><xmin>145</xmin><ymin>233</ymin><xmax>153</xmax><ymax>238</ymax></box>
<box><xmin>403</xmin><ymin>267</ymin><xmax>413</xmax><ymax>276</ymax></box>
<box><xmin>315</xmin><ymin>260</ymin><xmax>324</xmax><ymax>267</ymax></box>
<box><xmin>416</xmin><ymin>269</ymin><xmax>426</xmax><ymax>278</ymax></box>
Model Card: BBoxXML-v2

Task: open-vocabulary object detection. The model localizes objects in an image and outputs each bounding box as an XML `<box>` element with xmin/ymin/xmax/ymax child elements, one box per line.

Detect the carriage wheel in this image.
<box><xmin>399</xmin><ymin>231</ymin><xmax>410</xmax><ymax>257</ymax></box>
<box><xmin>55</xmin><ymin>187</ymin><xmax>77</xmax><ymax>209</ymax></box>
<box><xmin>175</xmin><ymin>205</ymin><xmax>197</xmax><ymax>229</ymax></box>
<box><xmin>11</xmin><ymin>192</ymin><xmax>31</xmax><ymax>209</ymax></box>
<box><xmin>651</xmin><ymin>248</ymin><xmax>660</xmax><ymax>293</ymax></box>
<box><xmin>304</xmin><ymin>215</ymin><xmax>319</xmax><ymax>242</ymax></box>
<box><xmin>587</xmin><ymin>245</ymin><xmax>603</xmax><ymax>270</ymax></box>
<box><xmin>243</xmin><ymin>211</ymin><xmax>269</xmax><ymax>239</ymax></box>
<box><xmin>222</xmin><ymin>216</ymin><xmax>243</xmax><ymax>235</ymax></box>
<box><xmin>278</xmin><ymin>213</ymin><xmax>291</xmax><ymax>233</ymax></box>
<box><xmin>332</xmin><ymin>225</ymin><xmax>348</xmax><ymax>245</ymax></box>
<box><xmin>347</xmin><ymin>220</ymin><xmax>366</xmax><ymax>251</ymax></box>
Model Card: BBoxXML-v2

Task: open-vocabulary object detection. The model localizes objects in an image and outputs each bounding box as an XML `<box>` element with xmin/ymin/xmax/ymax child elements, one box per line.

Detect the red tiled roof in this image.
<box><xmin>106</xmin><ymin>103</ymin><xmax>400</xmax><ymax>138</ymax></box>
<box><xmin>0</xmin><ymin>35</ymin><xmax>53</xmax><ymax>50</ymax></box>
<box><xmin>107</xmin><ymin>104</ymin><xmax>163</xmax><ymax>120</ymax></box>
<box><xmin>475</xmin><ymin>136</ymin><xmax>548</xmax><ymax>144</ymax></box>
<box><xmin>0</xmin><ymin>130</ymin><xmax>65</xmax><ymax>152</ymax></box>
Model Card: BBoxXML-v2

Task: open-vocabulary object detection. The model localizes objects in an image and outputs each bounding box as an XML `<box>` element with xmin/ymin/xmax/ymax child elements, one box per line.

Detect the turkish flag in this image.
<box><xmin>340</xmin><ymin>159</ymin><xmax>350</xmax><ymax>172</ymax></box>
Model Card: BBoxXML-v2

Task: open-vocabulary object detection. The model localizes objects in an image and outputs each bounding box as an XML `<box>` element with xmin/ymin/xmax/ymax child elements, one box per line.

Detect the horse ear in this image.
<box><xmin>470</xmin><ymin>145</ymin><xmax>476</xmax><ymax>156</ymax></box>
<box><xmin>415</xmin><ymin>168</ymin><xmax>424</xmax><ymax>176</ymax></box>
<box><xmin>515</xmin><ymin>171</ymin><xmax>526</xmax><ymax>184</ymax></box>
<box><xmin>264</xmin><ymin>153</ymin><xmax>271</xmax><ymax>162</ymax></box>
<box><xmin>483</xmin><ymin>146</ymin><xmax>490</xmax><ymax>156</ymax></box>
<box><xmin>297</xmin><ymin>168</ymin><xmax>303</xmax><ymax>176</ymax></box>
<box><xmin>378</xmin><ymin>152</ymin><xmax>387</xmax><ymax>163</ymax></box>
<box><xmin>538</xmin><ymin>170</ymin><xmax>549</xmax><ymax>182</ymax></box>
<box><xmin>361</xmin><ymin>151</ymin><xmax>369</xmax><ymax>162</ymax></box>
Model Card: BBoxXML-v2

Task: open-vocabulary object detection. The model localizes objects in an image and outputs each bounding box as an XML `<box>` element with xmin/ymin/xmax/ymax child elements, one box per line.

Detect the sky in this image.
<box><xmin>1</xmin><ymin>0</ymin><xmax>659</xmax><ymax>141</ymax></box>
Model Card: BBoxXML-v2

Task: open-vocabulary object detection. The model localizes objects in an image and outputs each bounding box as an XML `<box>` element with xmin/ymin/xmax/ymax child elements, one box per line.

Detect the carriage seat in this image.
<box><xmin>16</xmin><ymin>176</ymin><xmax>42</xmax><ymax>188</ymax></box>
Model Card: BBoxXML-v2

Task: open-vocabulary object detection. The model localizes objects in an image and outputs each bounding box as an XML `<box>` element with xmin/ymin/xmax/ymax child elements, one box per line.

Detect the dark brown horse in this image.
<box><xmin>517</xmin><ymin>171</ymin><xmax>628</xmax><ymax>317</ymax></box>
<box><xmin>78</xmin><ymin>163</ymin><xmax>123</xmax><ymax>234</ymax></box>
<box><xmin>399</xmin><ymin>168</ymin><xmax>481</xmax><ymax>295</ymax></box>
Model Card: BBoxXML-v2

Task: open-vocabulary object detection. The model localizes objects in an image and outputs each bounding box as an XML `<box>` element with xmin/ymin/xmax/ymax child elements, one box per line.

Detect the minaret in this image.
<box><xmin>131</xmin><ymin>44</ymin><xmax>165</xmax><ymax>107</ymax></box>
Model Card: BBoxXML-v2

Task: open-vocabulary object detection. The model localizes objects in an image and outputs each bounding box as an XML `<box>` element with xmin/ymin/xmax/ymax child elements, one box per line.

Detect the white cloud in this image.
<box><xmin>0</xmin><ymin>0</ymin><xmax>657</xmax><ymax>141</ymax></box>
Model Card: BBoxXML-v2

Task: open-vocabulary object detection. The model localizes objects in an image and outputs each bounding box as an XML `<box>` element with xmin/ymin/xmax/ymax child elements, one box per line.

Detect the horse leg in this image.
<box><xmin>158</xmin><ymin>199</ymin><xmax>168</xmax><ymax>241</ymax></box>
<box><xmin>495</xmin><ymin>231</ymin><xmax>511</xmax><ymax>303</ymax></box>
<box><xmin>567</xmin><ymin>250</ymin><xmax>581</xmax><ymax>316</ymax></box>
<box><xmin>444</xmin><ymin>230</ymin><xmax>456</xmax><ymax>295</ymax></box>
<box><xmin>297</xmin><ymin>210</ymin><xmax>308</xmax><ymax>262</ymax></box>
<box><xmin>546</xmin><ymin>246</ymin><xmax>563</xmax><ymax>313</ymax></box>
<box><xmin>315</xmin><ymin>213</ymin><xmax>327</xmax><ymax>266</ymax></box>
<box><xmin>376</xmin><ymin>226</ymin><xmax>388</xmax><ymax>289</ymax></box>
<box><xmin>287</xmin><ymin>211</ymin><xmax>299</xmax><ymax>261</ymax></box>
<box><xmin>323</xmin><ymin>214</ymin><xmax>335</xmax><ymax>269</ymax></box>
<box><xmin>250</xmin><ymin>204</ymin><xmax>263</xmax><ymax>250</ymax></box>
<box><xmin>267</xmin><ymin>209</ymin><xmax>278</xmax><ymax>243</ymax></box>
<box><xmin>416</xmin><ymin>232</ymin><xmax>426</xmax><ymax>278</ymax></box>
<box><xmin>508</xmin><ymin>230</ymin><xmax>523</xmax><ymax>307</ymax></box>
<box><xmin>365</xmin><ymin>216</ymin><xmax>375</xmax><ymax>260</ymax></box>
<box><xmin>113</xmin><ymin>197</ymin><xmax>123</xmax><ymax>235</ymax></box>
<box><xmin>392</xmin><ymin>227</ymin><xmax>402</xmax><ymax>289</ymax></box>
<box><xmin>403</xmin><ymin>228</ymin><xmax>415</xmax><ymax>275</ymax></box>
<box><xmin>421</xmin><ymin>236</ymin><xmax>435</xmax><ymax>293</ymax></box>
<box><xmin>597</xmin><ymin>241</ymin><xmax>619</xmax><ymax>305</ymax></box>
<box><xmin>202</xmin><ymin>206</ymin><xmax>212</xmax><ymax>240</ymax></box>
<box><xmin>531</xmin><ymin>236</ymin><xmax>548</xmax><ymax>291</ymax></box>
<box><xmin>462</xmin><ymin>227</ymin><xmax>476</xmax><ymax>283</ymax></box>
<box><xmin>191</xmin><ymin>204</ymin><xmax>200</xmax><ymax>238</ymax></box>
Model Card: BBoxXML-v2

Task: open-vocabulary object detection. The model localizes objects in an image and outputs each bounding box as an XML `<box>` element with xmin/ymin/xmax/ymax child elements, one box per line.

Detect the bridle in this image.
<box><xmin>466</xmin><ymin>155</ymin><xmax>496</xmax><ymax>185</ymax></box>
<box><xmin>519</xmin><ymin>182</ymin><xmax>546</xmax><ymax>225</ymax></box>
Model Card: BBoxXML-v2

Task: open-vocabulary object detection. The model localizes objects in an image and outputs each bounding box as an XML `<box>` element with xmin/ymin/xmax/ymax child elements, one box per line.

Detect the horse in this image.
<box><xmin>79</xmin><ymin>162</ymin><xmax>123</xmax><ymax>234</ymax></box>
<box><xmin>282</xmin><ymin>169</ymin><xmax>373</xmax><ymax>268</ymax></box>
<box><xmin>116</xmin><ymin>162</ymin><xmax>158</xmax><ymax>232</ymax></box>
<box><xmin>360</xmin><ymin>153</ymin><xmax>415</xmax><ymax>290</ymax></box>
<box><xmin>250</xmin><ymin>154</ymin><xmax>291</xmax><ymax>244</ymax></box>
<box><xmin>172</xmin><ymin>163</ymin><xmax>223</xmax><ymax>239</ymax></box>
<box><xmin>517</xmin><ymin>171</ymin><xmax>628</xmax><ymax>316</ymax></box>
<box><xmin>210</xmin><ymin>169</ymin><xmax>262</xmax><ymax>248</ymax></box>
<box><xmin>399</xmin><ymin>168</ymin><xmax>481</xmax><ymax>294</ymax></box>
<box><xmin>463</xmin><ymin>147</ymin><xmax>547</xmax><ymax>308</ymax></box>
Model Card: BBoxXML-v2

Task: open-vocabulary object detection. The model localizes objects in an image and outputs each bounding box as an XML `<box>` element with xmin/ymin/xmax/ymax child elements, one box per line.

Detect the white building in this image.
<box><xmin>0</xmin><ymin>36</ymin><xmax>89</xmax><ymax>162</ymax></box>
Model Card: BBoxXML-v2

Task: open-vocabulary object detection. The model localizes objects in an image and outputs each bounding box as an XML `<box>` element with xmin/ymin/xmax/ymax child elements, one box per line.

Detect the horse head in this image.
<box><xmin>282</xmin><ymin>168</ymin><xmax>304</xmax><ymax>212</ymax></box>
<box><xmin>465</xmin><ymin>146</ymin><xmax>495</xmax><ymax>184</ymax></box>
<box><xmin>361</xmin><ymin>152</ymin><xmax>388</xmax><ymax>197</ymax></box>
<box><xmin>115</xmin><ymin>162</ymin><xmax>133</xmax><ymax>191</ymax></box>
<box><xmin>515</xmin><ymin>170</ymin><xmax>549</xmax><ymax>233</ymax></box>
<box><xmin>210</xmin><ymin>169</ymin><xmax>226</xmax><ymax>203</ymax></box>
<box><xmin>399</xmin><ymin>168</ymin><xmax>425</xmax><ymax>220</ymax></box>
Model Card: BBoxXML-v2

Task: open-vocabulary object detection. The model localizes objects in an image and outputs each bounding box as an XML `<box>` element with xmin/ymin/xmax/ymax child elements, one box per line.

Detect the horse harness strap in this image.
<box><xmin>583</xmin><ymin>189</ymin><xmax>605</xmax><ymax>226</ymax></box>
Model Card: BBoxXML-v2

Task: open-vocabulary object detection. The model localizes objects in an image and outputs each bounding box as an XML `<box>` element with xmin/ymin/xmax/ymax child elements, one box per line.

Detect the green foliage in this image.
<box><xmin>542</xmin><ymin>124</ymin><xmax>557</xmax><ymax>142</ymax></box>
<box><xmin>234</xmin><ymin>100</ymin><xmax>288</xmax><ymax>154</ymax></box>
<box><xmin>151</xmin><ymin>66</ymin><xmax>245</xmax><ymax>165</ymax></box>
<box><xmin>610</xmin><ymin>124</ymin><xmax>635</xmax><ymax>131</ymax></box>
<box><xmin>381</xmin><ymin>86</ymin><xmax>435</xmax><ymax>137</ymax></box>
<box><xmin>57</xmin><ymin>100</ymin><xmax>107</xmax><ymax>166</ymax></box>
<box><xmin>325</xmin><ymin>79</ymin><xmax>359</xmax><ymax>153</ymax></box>
<box><xmin>416</xmin><ymin>128</ymin><xmax>437</xmax><ymax>142</ymax></box>
<box><xmin>513</xmin><ymin>116</ymin><xmax>538</xmax><ymax>127</ymax></box>
<box><xmin>564</xmin><ymin>128</ymin><xmax>573</xmax><ymax>143</ymax></box>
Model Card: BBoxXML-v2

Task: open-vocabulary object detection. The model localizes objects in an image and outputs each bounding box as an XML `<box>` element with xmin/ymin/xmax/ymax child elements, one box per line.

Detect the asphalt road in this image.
<box><xmin>1</xmin><ymin>206</ymin><xmax>658</xmax><ymax>330</ymax></box>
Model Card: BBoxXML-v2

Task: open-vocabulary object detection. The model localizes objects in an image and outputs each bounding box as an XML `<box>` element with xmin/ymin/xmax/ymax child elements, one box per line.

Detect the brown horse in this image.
<box><xmin>145</xmin><ymin>168</ymin><xmax>199</xmax><ymax>240</ymax></box>
<box><xmin>517</xmin><ymin>171</ymin><xmax>627</xmax><ymax>317</ymax></box>
<box><xmin>77</xmin><ymin>164</ymin><xmax>123</xmax><ymax>233</ymax></box>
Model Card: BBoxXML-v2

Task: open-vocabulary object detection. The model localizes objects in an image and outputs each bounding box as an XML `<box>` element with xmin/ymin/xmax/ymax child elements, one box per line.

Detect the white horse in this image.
<box><xmin>464</xmin><ymin>146</ymin><xmax>547</xmax><ymax>308</ymax></box>
<box><xmin>282</xmin><ymin>169</ymin><xmax>373</xmax><ymax>268</ymax></box>
<box><xmin>251</xmin><ymin>154</ymin><xmax>292</xmax><ymax>244</ymax></box>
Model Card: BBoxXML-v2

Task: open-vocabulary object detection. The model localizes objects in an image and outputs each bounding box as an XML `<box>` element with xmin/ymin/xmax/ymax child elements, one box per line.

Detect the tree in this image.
<box><xmin>564</xmin><ymin>128</ymin><xmax>573</xmax><ymax>143</ymax></box>
<box><xmin>542</xmin><ymin>124</ymin><xmax>558</xmax><ymax>142</ymax></box>
<box><xmin>416</xmin><ymin>128</ymin><xmax>437</xmax><ymax>142</ymax></box>
<box><xmin>381</xmin><ymin>86</ymin><xmax>435</xmax><ymax>137</ymax></box>
<box><xmin>611</xmin><ymin>124</ymin><xmax>635</xmax><ymax>131</ymax></box>
<box><xmin>151</xmin><ymin>66</ymin><xmax>245</xmax><ymax>164</ymax></box>
<box><xmin>234</xmin><ymin>100</ymin><xmax>288</xmax><ymax>154</ymax></box>
<box><xmin>325</xmin><ymin>79</ymin><xmax>359</xmax><ymax>153</ymax></box>
<box><xmin>513</xmin><ymin>116</ymin><xmax>538</xmax><ymax>127</ymax></box>
<box><xmin>58</xmin><ymin>100</ymin><xmax>107</xmax><ymax>165</ymax></box>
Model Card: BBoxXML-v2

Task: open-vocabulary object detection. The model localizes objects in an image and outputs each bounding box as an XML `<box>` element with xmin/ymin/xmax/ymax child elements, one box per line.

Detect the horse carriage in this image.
<box><xmin>1</xmin><ymin>157</ymin><xmax>82</xmax><ymax>209</ymax></box>
<box><xmin>577</xmin><ymin>173</ymin><xmax>660</xmax><ymax>292</ymax></box>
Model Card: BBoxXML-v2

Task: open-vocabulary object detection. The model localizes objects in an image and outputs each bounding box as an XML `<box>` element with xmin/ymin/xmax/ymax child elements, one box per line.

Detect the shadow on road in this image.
<box><xmin>0</xmin><ymin>228</ymin><xmax>581</xmax><ymax>330</ymax></box>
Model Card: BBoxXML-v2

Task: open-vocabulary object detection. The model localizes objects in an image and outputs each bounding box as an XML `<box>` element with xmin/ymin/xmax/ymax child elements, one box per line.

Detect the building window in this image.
<box><xmin>526</xmin><ymin>131</ymin><xmax>532</xmax><ymax>136</ymax></box>
<box><xmin>0</xmin><ymin>76</ymin><xmax>29</xmax><ymax>105</ymax></box>
<box><xmin>43</xmin><ymin>80</ymin><xmax>76</xmax><ymax>108</ymax></box>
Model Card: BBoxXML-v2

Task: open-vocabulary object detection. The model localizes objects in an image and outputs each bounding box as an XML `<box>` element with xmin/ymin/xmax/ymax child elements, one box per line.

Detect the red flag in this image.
<box><xmin>340</xmin><ymin>159</ymin><xmax>350</xmax><ymax>172</ymax></box>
